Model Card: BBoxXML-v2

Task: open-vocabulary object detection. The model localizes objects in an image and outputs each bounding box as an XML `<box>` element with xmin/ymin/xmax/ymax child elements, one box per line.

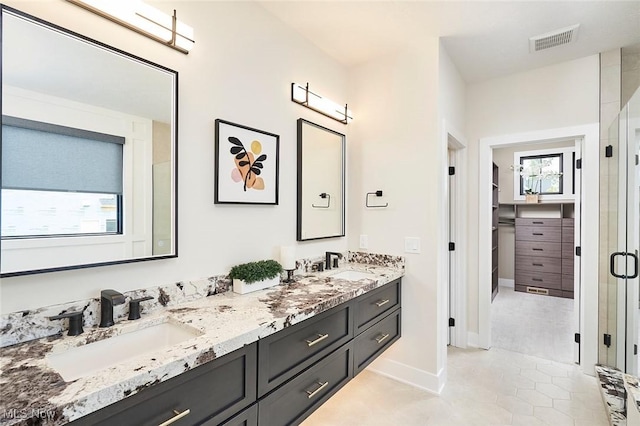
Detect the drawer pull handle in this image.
<box><xmin>375</xmin><ymin>333</ymin><xmax>390</xmax><ymax>344</ymax></box>
<box><xmin>533</xmin><ymin>233</ymin><xmax>544</xmax><ymax>236</ymax></box>
<box><xmin>532</xmin><ymin>248</ymin><xmax>543</xmax><ymax>251</ymax></box>
<box><xmin>158</xmin><ymin>409</ymin><xmax>191</xmax><ymax>426</ymax></box>
<box><xmin>375</xmin><ymin>299</ymin><xmax>390</xmax><ymax>307</ymax></box>
<box><xmin>533</xmin><ymin>221</ymin><xmax>543</xmax><ymax>224</ymax></box>
<box><xmin>306</xmin><ymin>333</ymin><xmax>329</xmax><ymax>347</ymax></box>
<box><xmin>532</xmin><ymin>263</ymin><xmax>543</xmax><ymax>266</ymax></box>
<box><xmin>532</xmin><ymin>278</ymin><xmax>543</xmax><ymax>282</ymax></box>
<box><xmin>306</xmin><ymin>381</ymin><xmax>329</xmax><ymax>398</ymax></box>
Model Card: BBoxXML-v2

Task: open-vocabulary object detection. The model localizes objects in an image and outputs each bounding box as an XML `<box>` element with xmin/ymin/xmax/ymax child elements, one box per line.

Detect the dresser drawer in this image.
<box><xmin>515</xmin><ymin>218</ymin><xmax>562</xmax><ymax>227</ymax></box>
<box><xmin>515</xmin><ymin>226</ymin><xmax>561</xmax><ymax>242</ymax></box>
<box><xmin>515</xmin><ymin>271</ymin><xmax>561</xmax><ymax>290</ymax></box>
<box><xmin>515</xmin><ymin>241</ymin><xmax>561</xmax><ymax>258</ymax></box>
<box><xmin>257</xmin><ymin>303</ymin><xmax>353</xmax><ymax>397</ymax></box>
<box><xmin>515</xmin><ymin>256</ymin><xmax>561</xmax><ymax>274</ymax></box>
<box><xmin>355</xmin><ymin>279</ymin><xmax>401</xmax><ymax>334</ymax></box>
<box><xmin>215</xmin><ymin>404</ymin><xmax>258</xmax><ymax>426</ymax></box>
<box><xmin>71</xmin><ymin>343</ymin><xmax>257</xmax><ymax>426</ymax></box>
<box><xmin>258</xmin><ymin>343</ymin><xmax>353</xmax><ymax>426</ymax></box>
<box><xmin>354</xmin><ymin>310</ymin><xmax>401</xmax><ymax>374</ymax></box>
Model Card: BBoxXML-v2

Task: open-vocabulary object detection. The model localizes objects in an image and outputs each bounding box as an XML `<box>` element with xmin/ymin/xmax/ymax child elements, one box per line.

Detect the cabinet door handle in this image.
<box><xmin>533</xmin><ymin>221</ymin><xmax>543</xmax><ymax>224</ymax></box>
<box><xmin>158</xmin><ymin>409</ymin><xmax>190</xmax><ymax>426</ymax></box>
<box><xmin>375</xmin><ymin>333</ymin><xmax>390</xmax><ymax>344</ymax></box>
<box><xmin>533</xmin><ymin>233</ymin><xmax>544</xmax><ymax>236</ymax></box>
<box><xmin>375</xmin><ymin>299</ymin><xmax>390</xmax><ymax>307</ymax></box>
<box><xmin>532</xmin><ymin>263</ymin><xmax>543</xmax><ymax>266</ymax></box>
<box><xmin>532</xmin><ymin>248</ymin><xmax>543</xmax><ymax>251</ymax></box>
<box><xmin>306</xmin><ymin>333</ymin><xmax>329</xmax><ymax>347</ymax></box>
<box><xmin>306</xmin><ymin>381</ymin><xmax>329</xmax><ymax>399</ymax></box>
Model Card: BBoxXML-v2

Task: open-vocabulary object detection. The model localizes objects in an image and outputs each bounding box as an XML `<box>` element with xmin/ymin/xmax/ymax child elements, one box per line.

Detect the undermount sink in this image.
<box><xmin>330</xmin><ymin>270</ymin><xmax>377</xmax><ymax>281</ymax></box>
<box><xmin>46</xmin><ymin>321</ymin><xmax>203</xmax><ymax>382</ymax></box>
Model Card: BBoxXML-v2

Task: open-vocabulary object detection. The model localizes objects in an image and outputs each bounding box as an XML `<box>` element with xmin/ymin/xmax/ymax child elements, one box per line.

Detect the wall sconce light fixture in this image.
<box><xmin>291</xmin><ymin>82</ymin><xmax>353</xmax><ymax>125</ymax></box>
<box><xmin>66</xmin><ymin>0</ymin><xmax>195</xmax><ymax>54</ymax></box>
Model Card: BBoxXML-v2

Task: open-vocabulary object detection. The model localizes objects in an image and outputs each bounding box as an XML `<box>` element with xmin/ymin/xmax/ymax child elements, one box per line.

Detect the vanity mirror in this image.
<box><xmin>297</xmin><ymin>119</ymin><xmax>345</xmax><ymax>241</ymax></box>
<box><xmin>1</xmin><ymin>6</ymin><xmax>178</xmax><ymax>277</ymax></box>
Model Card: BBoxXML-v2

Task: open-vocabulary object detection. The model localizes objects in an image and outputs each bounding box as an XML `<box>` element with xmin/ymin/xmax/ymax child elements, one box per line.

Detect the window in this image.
<box><xmin>1</xmin><ymin>116</ymin><xmax>124</xmax><ymax>238</ymax></box>
<box><xmin>519</xmin><ymin>153</ymin><xmax>563</xmax><ymax>195</ymax></box>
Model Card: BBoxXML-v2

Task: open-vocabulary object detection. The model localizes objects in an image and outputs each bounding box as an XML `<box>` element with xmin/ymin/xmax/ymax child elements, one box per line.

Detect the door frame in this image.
<box><xmin>478</xmin><ymin>124</ymin><xmax>599</xmax><ymax>375</ymax></box>
<box><xmin>444</xmin><ymin>120</ymin><xmax>467</xmax><ymax>349</ymax></box>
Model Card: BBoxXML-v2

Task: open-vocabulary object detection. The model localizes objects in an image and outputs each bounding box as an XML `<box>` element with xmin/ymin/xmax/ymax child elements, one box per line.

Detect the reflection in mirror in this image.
<box><xmin>1</xmin><ymin>6</ymin><xmax>178</xmax><ymax>276</ymax></box>
<box><xmin>297</xmin><ymin>119</ymin><xmax>345</xmax><ymax>241</ymax></box>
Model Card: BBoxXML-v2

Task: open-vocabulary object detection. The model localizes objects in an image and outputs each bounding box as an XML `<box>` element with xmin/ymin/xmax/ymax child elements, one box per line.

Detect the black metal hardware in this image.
<box><xmin>532</xmin><ymin>263</ymin><xmax>543</xmax><ymax>266</ymax></box>
<box><xmin>605</xmin><ymin>145</ymin><xmax>613</xmax><ymax>158</ymax></box>
<box><xmin>604</xmin><ymin>334</ymin><xmax>612</xmax><ymax>347</ymax></box>
<box><xmin>312</xmin><ymin>192</ymin><xmax>330</xmax><ymax>208</ymax></box>
<box><xmin>128</xmin><ymin>296</ymin><xmax>155</xmax><ymax>320</ymax></box>
<box><xmin>532</xmin><ymin>278</ymin><xmax>543</xmax><ymax>282</ymax></box>
<box><xmin>576</xmin><ymin>159</ymin><xmax>582</xmax><ymax>169</ymax></box>
<box><xmin>636</xmin><ymin>154</ymin><xmax>639</xmax><ymax>166</ymax></box>
<box><xmin>49</xmin><ymin>311</ymin><xmax>84</xmax><ymax>336</ymax></box>
<box><xmin>532</xmin><ymin>248</ymin><xmax>543</xmax><ymax>251</ymax></box>
<box><xmin>100</xmin><ymin>289</ymin><xmax>126</xmax><ymax>327</ymax></box>
<box><xmin>325</xmin><ymin>252</ymin><xmax>343</xmax><ymax>270</ymax></box>
<box><xmin>533</xmin><ymin>233</ymin><xmax>544</xmax><ymax>236</ymax></box>
<box><xmin>575</xmin><ymin>246</ymin><xmax>581</xmax><ymax>256</ymax></box>
<box><xmin>635</xmin><ymin>344</ymin><xmax>638</xmax><ymax>355</ymax></box>
<box><xmin>448</xmin><ymin>166</ymin><xmax>455</xmax><ymax>176</ymax></box>
<box><xmin>449</xmin><ymin>318</ymin><xmax>455</xmax><ymax>327</ymax></box>
<box><xmin>366</xmin><ymin>190</ymin><xmax>388</xmax><ymax>208</ymax></box>
<box><xmin>284</xmin><ymin>269</ymin><xmax>295</xmax><ymax>283</ymax></box>
<box><xmin>312</xmin><ymin>261</ymin><xmax>324</xmax><ymax>272</ymax></box>
<box><xmin>574</xmin><ymin>333</ymin><xmax>580</xmax><ymax>344</ymax></box>
<box><xmin>449</xmin><ymin>242</ymin><xmax>455</xmax><ymax>251</ymax></box>
<box><xmin>610</xmin><ymin>251</ymin><xmax>639</xmax><ymax>279</ymax></box>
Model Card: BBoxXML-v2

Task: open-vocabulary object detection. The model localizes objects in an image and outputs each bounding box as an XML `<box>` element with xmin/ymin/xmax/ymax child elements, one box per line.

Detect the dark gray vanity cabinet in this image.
<box><xmin>69</xmin><ymin>342</ymin><xmax>257</xmax><ymax>426</ymax></box>
<box><xmin>257</xmin><ymin>303</ymin><xmax>354</xmax><ymax>397</ymax></box>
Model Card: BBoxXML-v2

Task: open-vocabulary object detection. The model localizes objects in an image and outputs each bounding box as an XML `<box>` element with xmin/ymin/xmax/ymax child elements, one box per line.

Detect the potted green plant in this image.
<box><xmin>229</xmin><ymin>260</ymin><xmax>283</xmax><ymax>294</ymax></box>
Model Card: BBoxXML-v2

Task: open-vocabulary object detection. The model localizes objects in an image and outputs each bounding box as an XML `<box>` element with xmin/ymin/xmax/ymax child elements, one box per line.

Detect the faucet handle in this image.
<box><xmin>49</xmin><ymin>311</ymin><xmax>84</xmax><ymax>336</ymax></box>
<box><xmin>128</xmin><ymin>296</ymin><xmax>154</xmax><ymax>320</ymax></box>
<box><xmin>101</xmin><ymin>289</ymin><xmax>126</xmax><ymax>305</ymax></box>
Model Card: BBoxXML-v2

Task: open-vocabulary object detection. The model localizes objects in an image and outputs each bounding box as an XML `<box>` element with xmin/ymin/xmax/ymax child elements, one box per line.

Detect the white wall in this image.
<box><xmin>347</xmin><ymin>40</ymin><xmax>458</xmax><ymax>393</ymax></box>
<box><xmin>0</xmin><ymin>1</ymin><xmax>350</xmax><ymax>313</ymax></box>
<box><xmin>466</xmin><ymin>55</ymin><xmax>600</xmax><ymax>336</ymax></box>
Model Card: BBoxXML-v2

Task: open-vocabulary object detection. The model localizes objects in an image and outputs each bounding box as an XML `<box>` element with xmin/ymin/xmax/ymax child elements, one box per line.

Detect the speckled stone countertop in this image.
<box><xmin>624</xmin><ymin>373</ymin><xmax>640</xmax><ymax>417</ymax></box>
<box><xmin>0</xmin><ymin>262</ymin><xmax>403</xmax><ymax>425</ymax></box>
<box><xmin>595</xmin><ymin>364</ymin><xmax>627</xmax><ymax>426</ymax></box>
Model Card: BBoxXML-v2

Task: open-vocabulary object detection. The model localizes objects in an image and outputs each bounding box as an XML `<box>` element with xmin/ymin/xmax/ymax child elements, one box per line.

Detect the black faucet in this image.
<box><xmin>99</xmin><ymin>289</ymin><xmax>126</xmax><ymax>328</ymax></box>
<box><xmin>325</xmin><ymin>252</ymin><xmax>343</xmax><ymax>270</ymax></box>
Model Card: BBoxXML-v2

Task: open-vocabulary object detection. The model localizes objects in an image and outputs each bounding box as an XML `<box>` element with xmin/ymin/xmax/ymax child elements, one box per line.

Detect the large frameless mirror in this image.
<box><xmin>1</xmin><ymin>5</ymin><xmax>178</xmax><ymax>277</ymax></box>
<box><xmin>297</xmin><ymin>119</ymin><xmax>345</xmax><ymax>241</ymax></box>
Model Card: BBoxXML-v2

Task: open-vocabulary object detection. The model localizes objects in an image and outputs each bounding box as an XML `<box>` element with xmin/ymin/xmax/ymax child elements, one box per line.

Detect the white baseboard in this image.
<box><xmin>467</xmin><ymin>332</ymin><xmax>480</xmax><ymax>348</ymax></box>
<box><xmin>366</xmin><ymin>357</ymin><xmax>445</xmax><ymax>395</ymax></box>
<box><xmin>499</xmin><ymin>278</ymin><xmax>514</xmax><ymax>288</ymax></box>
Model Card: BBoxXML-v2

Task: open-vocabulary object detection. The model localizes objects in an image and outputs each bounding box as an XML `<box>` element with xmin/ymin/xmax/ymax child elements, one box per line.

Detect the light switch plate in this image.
<box><xmin>404</xmin><ymin>237</ymin><xmax>421</xmax><ymax>254</ymax></box>
<box><xmin>359</xmin><ymin>235</ymin><xmax>368</xmax><ymax>249</ymax></box>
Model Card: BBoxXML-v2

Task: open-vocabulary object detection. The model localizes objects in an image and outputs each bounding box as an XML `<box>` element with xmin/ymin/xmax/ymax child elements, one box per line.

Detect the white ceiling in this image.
<box><xmin>257</xmin><ymin>1</ymin><xmax>640</xmax><ymax>83</ymax></box>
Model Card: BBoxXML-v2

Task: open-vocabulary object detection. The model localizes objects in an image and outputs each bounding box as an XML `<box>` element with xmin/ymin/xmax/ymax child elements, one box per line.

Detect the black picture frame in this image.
<box><xmin>214</xmin><ymin>119</ymin><xmax>280</xmax><ymax>205</ymax></box>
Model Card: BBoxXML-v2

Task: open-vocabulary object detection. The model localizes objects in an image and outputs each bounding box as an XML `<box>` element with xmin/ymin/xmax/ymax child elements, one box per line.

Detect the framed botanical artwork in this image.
<box><xmin>215</xmin><ymin>119</ymin><xmax>280</xmax><ymax>204</ymax></box>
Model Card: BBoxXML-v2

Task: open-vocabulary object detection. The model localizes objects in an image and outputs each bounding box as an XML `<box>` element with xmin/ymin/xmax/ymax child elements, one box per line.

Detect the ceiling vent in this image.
<box><xmin>529</xmin><ymin>24</ymin><xmax>580</xmax><ymax>53</ymax></box>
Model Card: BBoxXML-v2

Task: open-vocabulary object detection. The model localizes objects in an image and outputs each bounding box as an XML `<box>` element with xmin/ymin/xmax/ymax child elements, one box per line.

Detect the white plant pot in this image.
<box><xmin>233</xmin><ymin>276</ymin><xmax>280</xmax><ymax>295</ymax></box>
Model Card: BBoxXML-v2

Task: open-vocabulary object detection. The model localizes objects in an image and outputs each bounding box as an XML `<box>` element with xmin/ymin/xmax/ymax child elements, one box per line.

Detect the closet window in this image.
<box><xmin>519</xmin><ymin>153</ymin><xmax>563</xmax><ymax>195</ymax></box>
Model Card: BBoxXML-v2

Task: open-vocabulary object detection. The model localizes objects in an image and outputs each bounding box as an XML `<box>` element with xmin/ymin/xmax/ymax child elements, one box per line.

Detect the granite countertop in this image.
<box><xmin>0</xmin><ymin>263</ymin><xmax>403</xmax><ymax>425</ymax></box>
<box><xmin>624</xmin><ymin>373</ymin><xmax>640</xmax><ymax>415</ymax></box>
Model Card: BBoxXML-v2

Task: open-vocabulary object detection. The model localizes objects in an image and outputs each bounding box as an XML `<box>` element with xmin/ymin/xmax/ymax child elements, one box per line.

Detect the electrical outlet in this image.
<box><xmin>404</xmin><ymin>237</ymin><xmax>421</xmax><ymax>254</ymax></box>
<box><xmin>359</xmin><ymin>235</ymin><xmax>368</xmax><ymax>249</ymax></box>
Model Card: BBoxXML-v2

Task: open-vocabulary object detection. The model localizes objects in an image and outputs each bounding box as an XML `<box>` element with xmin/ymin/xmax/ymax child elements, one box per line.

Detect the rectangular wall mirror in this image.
<box><xmin>297</xmin><ymin>119</ymin><xmax>345</xmax><ymax>241</ymax></box>
<box><xmin>1</xmin><ymin>5</ymin><xmax>178</xmax><ymax>277</ymax></box>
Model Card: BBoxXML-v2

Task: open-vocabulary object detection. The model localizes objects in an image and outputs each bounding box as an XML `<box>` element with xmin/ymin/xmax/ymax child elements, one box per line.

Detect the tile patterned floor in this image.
<box><xmin>302</xmin><ymin>347</ymin><xmax>609</xmax><ymax>425</ymax></box>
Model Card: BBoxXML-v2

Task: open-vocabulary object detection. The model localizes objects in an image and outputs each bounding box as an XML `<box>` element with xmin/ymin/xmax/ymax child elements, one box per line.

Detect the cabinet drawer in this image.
<box><xmin>258</xmin><ymin>343</ymin><xmax>353</xmax><ymax>426</ymax></box>
<box><xmin>562</xmin><ymin>218</ymin><xmax>575</xmax><ymax>228</ymax></box>
<box><xmin>355</xmin><ymin>279</ymin><xmax>401</xmax><ymax>334</ymax></box>
<box><xmin>515</xmin><ymin>271</ymin><xmax>561</xmax><ymax>290</ymax></box>
<box><xmin>515</xmin><ymin>241</ymin><xmax>561</xmax><ymax>258</ymax></box>
<box><xmin>71</xmin><ymin>343</ymin><xmax>257</xmax><ymax>426</ymax></box>
<box><xmin>515</xmin><ymin>226</ymin><xmax>561</xmax><ymax>242</ymax></box>
<box><xmin>515</xmin><ymin>218</ymin><xmax>562</xmax><ymax>227</ymax></box>
<box><xmin>562</xmin><ymin>257</ymin><xmax>574</xmax><ymax>275</ymax></box>
<box><xmin>216</xmin><ymin>404</ymin><xmax>258</xmax><ymax>426</ymax></box>
<box><xmin>562</xmin><ymin>243</ymin><xmax>574</xmax><ymax>259</ymax></box>
<box><xmin>354</xmin><ymin>309</ymin><xmax>401</xmax><ymax>374</ymax></box>
<box><xmin>258</xmin><ymin>303</ymin><xmax>353</xmax><ymax>397</ymax></box>
<box><xmin>515</xmin><ymin>255</ymin><xmax>561</xmax><ymax>274</ymax></box>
